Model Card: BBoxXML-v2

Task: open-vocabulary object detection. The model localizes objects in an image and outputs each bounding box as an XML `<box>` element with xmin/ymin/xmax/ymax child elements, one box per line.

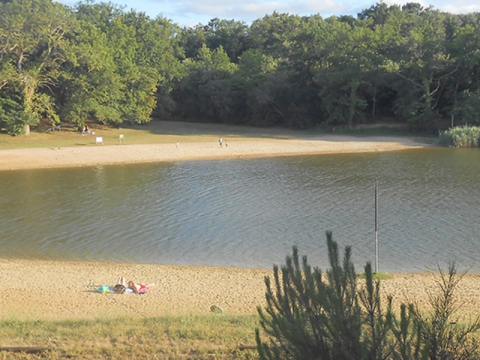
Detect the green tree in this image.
<box><xmin>172</xmin><ymin>44</ymin><xmax>237</xmax><ymax>122</ymax></box>
<box><xmin>256</xmin><ymin>232</ymin><xmax>480</xmax><ymax>359</ymax></box>
<box><xmin>58</xmin><ymin>7</ymin><xmax>123</xmax><ymax>126</ymax></box>
<box><xmin>256</xmin><ymin>231</ymin><xmax>418</xmax><ymax>359</ymax></box>
<box><xmin>122</xmin><ymin>13</ymin><xmax>182</xmax><ymax>119</ymax></box>
<box><xmin>0</xmin><ymin>92</ymin><xmax>23</xmax><ymax>133</ymax></box>
<box><xmin>247</xmin><ymin>68</ymin><xmax>300</xmax><ymax>127</ymax></box>
<box><xmin>250</xmin><ymin>12</ymin><xmax>305</xmax><ymax>61</ymax></box>
<box><xmin>61</xmin><ymin>1</ymin><xmax>178</xmax><ymax>126</ymax></box>
<box><xmin>446</xmin><ymin>22</ymin><xmax>480</xmax><ymax>125</ymax></box>
<box><xmin>203</xmin><ymin>18</ymin><xmax>251</xmax><ymax>63</ymax></box>
<box><xmin>0</xmin><ymin>0</ymin><xmax>72</xmax><ymax>134</ymax></box>
<box><xmin>177</xmin><ymin>25</ymin><xmax>206</xmax><ymax>60</ymax></box>
<box><xmin>384</xmin><ymin>7</ymin><xmax>456</xmax><ymax>130</ymax></box>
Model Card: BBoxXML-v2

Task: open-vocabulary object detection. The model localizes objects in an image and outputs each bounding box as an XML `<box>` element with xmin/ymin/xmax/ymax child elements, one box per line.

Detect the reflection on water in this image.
<box><xmin>0</xmin><ymin>148</ymin><xmax>479</xmax><ymax>273</ymax></box>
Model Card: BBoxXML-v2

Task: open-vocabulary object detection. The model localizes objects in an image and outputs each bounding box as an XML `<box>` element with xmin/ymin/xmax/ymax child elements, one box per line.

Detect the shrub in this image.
<box><xmin>255</xmin><ymin>231</ymin><xmax>480</xmax><ymax>360</ymax></box>
<box><xmin>414</xmin><ymin>263</ymin><xmax>480</xmax><ymax>360</ymax></box>
<box><xmin>438</xmin><ymin>126</ymin><xmax>480</xmax><ymax>148</ymax></box>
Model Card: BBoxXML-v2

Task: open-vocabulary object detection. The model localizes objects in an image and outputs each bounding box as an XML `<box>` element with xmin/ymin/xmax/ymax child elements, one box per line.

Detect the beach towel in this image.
<box><xmin>98</xmin><ymin>285</ymin><xmax>110</xmax><ymax>293</ymax></box>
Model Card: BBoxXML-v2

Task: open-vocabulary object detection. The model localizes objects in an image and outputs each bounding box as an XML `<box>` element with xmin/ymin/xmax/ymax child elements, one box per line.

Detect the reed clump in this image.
<box><xmin>438</xmin><ymin>125</ymin><xmax>480</xmax><ymax>147</ymax></box>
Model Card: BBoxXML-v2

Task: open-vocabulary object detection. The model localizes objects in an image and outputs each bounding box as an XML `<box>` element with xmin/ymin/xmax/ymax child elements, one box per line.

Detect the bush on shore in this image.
<box><xmin>438</xmin><ymin>126</ymin><xmax>480</xmax><ymax>147</ymax></box>
<box><xmin>256</xmin><ymin>231</ymin><xmax>480</xmax><ymax>360</ymax></box>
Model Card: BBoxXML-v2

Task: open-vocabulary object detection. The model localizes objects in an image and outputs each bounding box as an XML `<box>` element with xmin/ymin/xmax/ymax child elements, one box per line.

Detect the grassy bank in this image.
<box><xmin>0</xmin><ymin>314</ymin><xmax>260</xmax><ymax>359</ymax></box>
<box><xmin>0</xmin><ymin>120</ymin><xmax>313</xmax><ymax>150</ymax></box>
<box><xmin>0</xmin><ymin>120</ymin><xmax>432</xmax><ymax>151</ymax></box>
<box><xmin>0</xmin><ymin>122</ymin><xmax>226</xmax><ymax>150</ymax></box>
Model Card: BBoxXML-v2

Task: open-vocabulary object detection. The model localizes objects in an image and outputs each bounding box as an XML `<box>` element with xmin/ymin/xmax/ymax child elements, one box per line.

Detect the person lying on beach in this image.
<box><xmin>112</xmin><ymin>276</ymin><xmax>154</xmax><ymax>294</ymax></box>
<box><xmin>109</xmin><ymin>276</ymin><xmax>127</xmax><ymax>293</ymax></box>
<box><xmin>128</xmin><ymin>280</ymin><xmax>155</xmax><ymax>294</ymax></box>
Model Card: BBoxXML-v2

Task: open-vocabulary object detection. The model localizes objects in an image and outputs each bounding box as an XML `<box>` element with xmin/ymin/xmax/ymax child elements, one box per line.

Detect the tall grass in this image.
<box><xmin>438</xmin><ymin>126</ymin><xmax>480</xmax><ymax>147</ymax></box>
<box><xmin>0</xmin><ymin>315</ymin><xmax>260</xmax><ymax>359</ymax></box>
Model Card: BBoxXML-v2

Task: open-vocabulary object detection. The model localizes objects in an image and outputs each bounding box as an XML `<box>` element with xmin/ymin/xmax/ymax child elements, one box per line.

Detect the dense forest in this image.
<box><xmin>1</xmin><ymin>0</ymin><xmax>480</xmax><ymax>134</ymax></box>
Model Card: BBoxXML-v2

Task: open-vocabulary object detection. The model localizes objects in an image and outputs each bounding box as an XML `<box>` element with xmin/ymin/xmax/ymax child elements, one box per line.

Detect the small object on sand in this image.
<box><xmin>98</xmin><ymin>285</ymin><xmax>110</xmax><ymax>293</ymax></box>
<box><xmin>210</xmin><ymin>305</ymin><xmax>223</xmax><ymax>314</ymax></box>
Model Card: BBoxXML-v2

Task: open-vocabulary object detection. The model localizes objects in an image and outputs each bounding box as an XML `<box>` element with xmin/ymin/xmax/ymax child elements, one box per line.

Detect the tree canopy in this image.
<box><xmin>1</xmin><ymin>0</ymin><xmax>480</xmax><ymax>134</ymax></box>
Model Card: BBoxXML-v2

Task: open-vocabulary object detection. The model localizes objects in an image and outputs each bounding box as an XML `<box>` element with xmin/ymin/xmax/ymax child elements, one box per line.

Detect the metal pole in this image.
<box><xmin>375</xmin><ymin>178</ymin><xmax>378</xmax><ymax>273</ymax></box>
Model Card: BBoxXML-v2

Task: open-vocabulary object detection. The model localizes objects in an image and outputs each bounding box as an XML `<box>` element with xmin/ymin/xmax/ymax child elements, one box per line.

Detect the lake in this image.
<box><xmin>1</xmin><ymin>148</ymin><xmax>479</xmax><ymax>273</ymax></box>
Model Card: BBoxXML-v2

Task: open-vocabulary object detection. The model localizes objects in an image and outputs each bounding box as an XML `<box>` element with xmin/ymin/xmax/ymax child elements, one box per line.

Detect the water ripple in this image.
<box><xmin>1</xmin><ymin>149</ymin><xmax>480</xmax><ymax>272</ymax></box>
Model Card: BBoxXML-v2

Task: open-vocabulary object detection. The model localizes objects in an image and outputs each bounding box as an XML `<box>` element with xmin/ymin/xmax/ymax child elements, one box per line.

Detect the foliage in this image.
<box><xmin>1</xmin><ymin>1</ymin><xmax>480</xmax><ymax>132</ymax></box>
<box><xmin>0</xmin><ymin>93</ymin><xmax>22</xmax><ymax>131</ymax></box>
<box><xmin>414</xmin><ymin>263</ymin><xmax>480</xmax><ymax>360</ymax></box>
<box><xmin>256</xmin><ymin>231</ymin><xmax>480</xmax><ymax>360</ymax></box>
<box><xmin>451</xmin><ymin>90</ymin><xmax>480</xmax><ymax>126</ymax></box>
<box><xmin>438</xmin><ymin>126</ymin><xmax>480</xmax><ymax>147</ymax></box>
<box><xmin>0</xmin><ymin>0</ymin><xmax>71</xmax><ymax>130</ymax></box>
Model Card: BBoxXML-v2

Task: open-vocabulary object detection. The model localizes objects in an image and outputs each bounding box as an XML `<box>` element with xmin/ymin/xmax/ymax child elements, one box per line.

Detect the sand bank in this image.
<box><xmin>0</xmin><ymin>260</ymin><xmax>271</xmax><ymax>320</ymax></box>
<box><xmin>1</xmin><ymin>259</ymin><xmax>479</xmax><ymax>321</ymax></box>
<box><xmin>0</xmin><ymin>135</ymin><xmax>430</xmax><ymax>171</ymax></box>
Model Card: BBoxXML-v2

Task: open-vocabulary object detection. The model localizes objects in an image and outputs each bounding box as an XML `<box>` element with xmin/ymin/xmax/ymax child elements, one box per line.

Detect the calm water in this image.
<box><xmin>1</xmin><ymin>148</ymin><xmax>479</xmax><ymax>273</ymax></box>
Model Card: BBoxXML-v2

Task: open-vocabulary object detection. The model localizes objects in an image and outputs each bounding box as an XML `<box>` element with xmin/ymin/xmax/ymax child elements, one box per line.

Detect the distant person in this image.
<box><xmin>117</xmin><ymin>276</ymin><xmax>127</xmax><ymax>287</ymax></box>
<box><xmin>112</xmin><ymin>276</ymin><xmax>154</xmax><ymax>294</ymax></box>
<box><xmin>219</xmin><ymin>137</ymin><xmax>223</xmax><ymax>146</ymax></box>
<box><xmin>128</xmin><ymin>280</ymin><xmax>155</xmax><ymax>294</ymax></box>
<box><xmin>176</xmin><ymin>141</ymin><xmax>179</xmax><ymax>148</ymax></box>
<box><xmin>112</xmin><ymin>276</ymin><xmax>127</xmax><ymax>293</ymax></box>
<box><xmin>225</xmin><ymin>140</ymin><xmax>228</xmax><ymax>147</ymax></box>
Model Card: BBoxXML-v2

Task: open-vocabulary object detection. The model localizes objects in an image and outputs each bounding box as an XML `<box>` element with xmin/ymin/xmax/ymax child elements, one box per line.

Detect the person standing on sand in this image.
<box><xmin>219</xmin><ymin>137</ymin><xmax>223</xmax><ymax>146</ymax></box>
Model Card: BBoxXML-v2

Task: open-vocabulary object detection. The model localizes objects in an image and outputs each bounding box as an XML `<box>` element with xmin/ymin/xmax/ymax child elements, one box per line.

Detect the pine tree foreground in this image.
<box><xmin>255</xmin><ymin>231</ymin><xmax>480</xmax><ymax>360</ymax></box>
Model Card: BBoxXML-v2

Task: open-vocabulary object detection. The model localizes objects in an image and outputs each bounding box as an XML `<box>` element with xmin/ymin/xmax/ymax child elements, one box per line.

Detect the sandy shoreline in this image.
<box><xmin>0</xmin><ymin>135</ymin><xmax>430</xmax><ymax>171</ymax></box>
<box><xmin>0</xmin><ymin>259</ymin><xmax>273</xmax><ymax>320</ymax></box>
<box><xmin>2</xmin><ymin>259</ymin><xmax>480</xmax><ymax>321</ymax></box>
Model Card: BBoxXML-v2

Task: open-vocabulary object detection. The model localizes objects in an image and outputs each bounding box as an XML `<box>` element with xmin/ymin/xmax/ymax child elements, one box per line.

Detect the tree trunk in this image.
<box><xmin>24</xmin><ymin>124</ymin><xmax>30</xmax><ymax>136</ymax></box>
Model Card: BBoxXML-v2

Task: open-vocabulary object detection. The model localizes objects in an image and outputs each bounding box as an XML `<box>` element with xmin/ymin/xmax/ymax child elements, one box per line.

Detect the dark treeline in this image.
<box><xmin>1</xmin><ymin>0</ymin><xmax>480</xmax><ymax>134</ymax></box>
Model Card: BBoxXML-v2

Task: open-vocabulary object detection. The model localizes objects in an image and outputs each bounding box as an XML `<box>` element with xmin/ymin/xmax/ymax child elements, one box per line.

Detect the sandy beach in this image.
<box><xmin>1</xmin><ymin>259</ymin><xmax>480</xmax><ymax>321</ymax></box>
<box><xmin>0</xmin><ymin>133</ymin><xmax>429</xmax><ymax>171</ymax></box>
<box><xmin>3</xmin><ymin>123</ymin><xmax>463</xmax><ymax>322</ymax></box>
